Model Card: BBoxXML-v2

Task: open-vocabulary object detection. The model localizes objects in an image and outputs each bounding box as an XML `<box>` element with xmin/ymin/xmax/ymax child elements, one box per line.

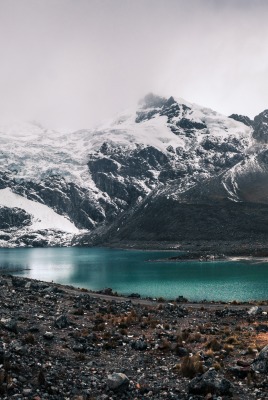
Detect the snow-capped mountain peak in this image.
<box><xmin>0</xmin><ymin>93</ymin><xmax>265</xmax><ymax>247</ymax></box>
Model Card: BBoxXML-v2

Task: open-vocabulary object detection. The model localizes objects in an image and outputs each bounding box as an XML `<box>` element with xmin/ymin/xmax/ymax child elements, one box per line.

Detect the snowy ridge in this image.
<box><xmin>96</xmin><ymin>111</ymin><xmax>186</xmax><ymax>153</ymax></box>
<box><xmin>0</xmin><ymin>96</ymin><xmax>251</xmax><ymax>191</ymax></box>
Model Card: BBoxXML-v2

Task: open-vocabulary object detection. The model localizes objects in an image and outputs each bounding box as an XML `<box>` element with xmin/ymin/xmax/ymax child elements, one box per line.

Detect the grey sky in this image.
<box><xmin>0</xmin><ymin>0</ymin><xmax>268</xmax><ymax>131</ymax></box>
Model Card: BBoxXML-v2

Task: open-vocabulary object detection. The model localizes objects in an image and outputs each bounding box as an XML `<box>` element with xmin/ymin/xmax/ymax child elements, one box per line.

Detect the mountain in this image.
<box><xmin>0</xmin><ymin>94</ymin><xmax>268</xmax><ymax>248</ymax></box>
<box><xmin>91</xmin><ymin>152</ymin><xmax>268</xmax><ymax>247</ymax></box>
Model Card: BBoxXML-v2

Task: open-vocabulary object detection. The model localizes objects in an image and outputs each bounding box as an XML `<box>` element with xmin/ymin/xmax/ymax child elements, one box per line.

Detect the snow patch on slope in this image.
<box><xmin>95</xmin><ymin>112</ymin><xmax>185</xmax><ymax>153</ymax></box>
<box><xmin>0</xmin><ymin>188</ymin><xmax>79</xmax><ymax>233</ymax></box>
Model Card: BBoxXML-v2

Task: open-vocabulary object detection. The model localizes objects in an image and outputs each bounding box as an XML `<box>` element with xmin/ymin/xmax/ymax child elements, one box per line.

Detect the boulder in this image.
<box><xmin>251</xmin><ymin>344</ymin><xmax>268</xmax><ymax>373</ymax></box>
<box><xmin>189</xmin><ymin>369</ymin><xmax>232</xmax><ymax>396</ymax></box>
<box><xmin>229</xmin><ymin>366</ymin><xmax>251</xmax><ymax>379</ymax></box>
<box><xmin>107</xmin><ymin>372</ymin><xmax>129</xmax><ymax>391</ymax></box>
<box><xmin>247</xmin><ymin>306</ymin><xmax>262</xmax><ymax>316</ymax></box>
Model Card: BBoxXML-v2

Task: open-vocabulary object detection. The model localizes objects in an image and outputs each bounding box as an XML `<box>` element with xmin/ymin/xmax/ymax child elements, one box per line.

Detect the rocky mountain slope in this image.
<box><xmin>1</xmin><ymin>93</ymin><xmax>268</xmax><ymax>247</ymax></box>
<box><xmin>87</xmin><ymin>149</ymin><xmax>268</xmax><ymax>247</ymax></box>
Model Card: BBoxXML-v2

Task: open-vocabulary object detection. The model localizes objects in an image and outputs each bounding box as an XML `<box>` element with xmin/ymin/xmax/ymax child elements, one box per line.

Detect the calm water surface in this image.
<box><xmin>0</xmin><ymin>247</ymin><xmax>268</xmax><ymax>302</ymax></box>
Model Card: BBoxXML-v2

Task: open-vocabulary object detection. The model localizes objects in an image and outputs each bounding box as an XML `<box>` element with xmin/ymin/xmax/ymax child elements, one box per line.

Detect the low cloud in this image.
<box><xmin>0</xmin><ymin>0</ymin><xmax>268</xmax><ymax>131</ymax></box>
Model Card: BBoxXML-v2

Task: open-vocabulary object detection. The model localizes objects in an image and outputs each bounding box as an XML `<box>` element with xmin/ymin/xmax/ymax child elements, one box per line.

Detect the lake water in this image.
<box><xmin>0</xmin><ymin>247</ymin><xmax>268</xmax><ymax>302</ymax></box>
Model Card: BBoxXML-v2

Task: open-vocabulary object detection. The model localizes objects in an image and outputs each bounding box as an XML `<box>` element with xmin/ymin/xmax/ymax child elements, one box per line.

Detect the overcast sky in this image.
<box><xmin>0</xmin><ymin>0</ymin><xmax>268</xmax><ymax>131</ymax></box>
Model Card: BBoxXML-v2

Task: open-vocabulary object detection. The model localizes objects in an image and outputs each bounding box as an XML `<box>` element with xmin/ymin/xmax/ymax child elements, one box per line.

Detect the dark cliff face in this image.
<box><xmin>229</xmin><ymin>110</ymin><xmax>268</xmax><ymax>144</ymax></box>
<box><xmin>0</xmin><ymin>207</ymin><xmax>31</xmax><ymax>230</ymax></box>
<box><xmin>253</xmin><ymin>110</ymin><xmax>268</xmax><ymax>143</ymax></box>
<box><xmin>229</xmin><ymin>114</ymin><xmax>254</xmax><ymax>127</ymax></box>
<box><xmin>87</xmin><ymin>145</ymin><xmax>169</xmax><ymax>209</ymax></box>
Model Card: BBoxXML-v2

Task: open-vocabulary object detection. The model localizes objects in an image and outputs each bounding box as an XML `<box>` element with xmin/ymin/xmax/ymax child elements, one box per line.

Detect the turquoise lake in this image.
<box><xmin>0</xmin><ymin>247</ymin><xmax>268</xmax><ymax>302</ymax></box>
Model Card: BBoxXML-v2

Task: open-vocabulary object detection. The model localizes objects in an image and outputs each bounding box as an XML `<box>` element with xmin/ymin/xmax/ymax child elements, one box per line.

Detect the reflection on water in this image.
<box><xmin>0</xmin><ymin>247</ymin><xmax>268</xmax><ymax>301</ymax></box>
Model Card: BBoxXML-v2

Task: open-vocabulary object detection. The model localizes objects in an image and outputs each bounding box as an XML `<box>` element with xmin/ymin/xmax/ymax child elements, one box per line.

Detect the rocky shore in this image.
<box><xmin>101</xmin><ymin>240</ymin><xmax>268</xmax><ymax>264</ymax></box>
<box><xmin>1</xmin><ymin>275</ymin><xmax>268</xmax><ymax>399</ymax></box>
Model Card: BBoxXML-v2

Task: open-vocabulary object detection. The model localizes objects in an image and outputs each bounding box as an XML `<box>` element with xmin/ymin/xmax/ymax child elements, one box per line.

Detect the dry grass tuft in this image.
<box><xmin>207</xmin><ymin>338</ymin><xmax>222</xmax><ymax>352</ymax></box>
<box><xmin>179</xmin><ymin>354</ymin><xmax>204</xmax><ymax>378</ymax></box>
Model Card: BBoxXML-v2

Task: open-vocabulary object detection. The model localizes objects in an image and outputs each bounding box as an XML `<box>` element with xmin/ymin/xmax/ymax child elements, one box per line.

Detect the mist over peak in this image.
<box><xmin>0</xmin><ymin>0</ymin><xmax>267</xmax><ymax>131</ymax></box>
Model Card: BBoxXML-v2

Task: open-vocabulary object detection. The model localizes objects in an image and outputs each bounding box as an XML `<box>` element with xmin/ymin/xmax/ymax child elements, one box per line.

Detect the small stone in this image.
<box><xmin>72</xmin><ymin>344</ymin><xmax>85</xmax><ymax>352</ymax></box>
<box><xmin>23</xmin><ymin>388</ymin><xmax>32</xmax><ymax>395</ymax></box>
<box><xmin>0</xmin><ymin>343</ymin><xmax>5</xmax><ymax>363</ymax></box>
<box><xmin>107</xmin><ymin>372</ymin><xmax>129</xmax><ymax>391</ymax></box>
<box><xmin>176</xmin><ymin>346</ymin><xmax>189</xmax><ymax>357</ymax></box>
<box><xmin>54</xmin><ymin>314</ymin><xmax>69</xmax><ymax>329</ymax></box>
<box><xmin>43</xmin><ymin>331</ymin><xmax>54</xmax><ymax>340</ymax></box>
<box><xmin>131</xmin><ymin>339</ymin><xmax>147</xmax><ymax>351</ymax></box>
<box><xmin>1</xmin><ymin>318</ymin><xmax>18</xmax><ymax>333</ymax></box>
<box><xmin>159</xmin><ymin>366</ymin><xmax>169</xmax><ymax>371</ymax></box>
<box><xmin>237</xmin><ymin>359</ymin><xmax>251</xmax><ymax>367</ymax></box>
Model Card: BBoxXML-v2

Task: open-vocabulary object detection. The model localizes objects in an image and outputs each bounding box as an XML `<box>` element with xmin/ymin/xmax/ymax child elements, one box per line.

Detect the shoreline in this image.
<box><xmin>153</xmin><ymin>255</ymin><xmax>268</xmax><ymax>264</ymax></box>
<box><xmin>2</xmin><ymin>272</ymin><xmax>268</xmax><ymax>307</ymax></box>
<box><xmin>4</xmin><ymin>271</ymin><xmax>268</xmax><ymax>305</ymax></box>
